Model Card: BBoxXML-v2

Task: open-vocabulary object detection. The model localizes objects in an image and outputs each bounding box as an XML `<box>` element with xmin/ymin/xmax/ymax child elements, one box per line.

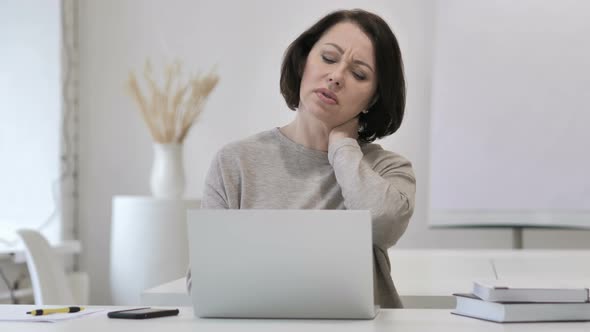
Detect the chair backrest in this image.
<box><xmin>17</xmin><ymin>229</ymin><xmax>75</xmax><ymax>305</ymax></box>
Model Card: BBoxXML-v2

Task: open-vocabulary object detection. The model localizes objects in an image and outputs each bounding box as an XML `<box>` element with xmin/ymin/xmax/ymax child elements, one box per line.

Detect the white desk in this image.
<box><xmin>141</xmin><ymin>278</ymin><xmax>190</xmax><ymax>306</ymax></box>
<box><xmin>492</xmin><ymin>250</ymin><xmax>590</xmax><ymax>280</ymax></box>
<box><xmin>142</xmin><ymin>250</ymin><xmax>499</xmax><ymax>309</ymax></box>
<box><xmin>2</xmin><ymin>305</ymin><xmax>589</xmax><ymax>331</ymax></box>
<box><xmin>388</xmin><ymin>250</ymin><xmax>497</xmax><ymax>308</ymax></box>
<box><xmin>142</xmin><ymin>249</ymin><xmax>590</xmax><ymax>309</ymax></box>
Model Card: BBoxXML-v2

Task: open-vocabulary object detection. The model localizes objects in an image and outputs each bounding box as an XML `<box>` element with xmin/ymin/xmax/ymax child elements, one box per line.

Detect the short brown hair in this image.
<box><xmin>280</xmin><ymin>9</ymin><xmax>406</xmax><ymax>143</ymax></box>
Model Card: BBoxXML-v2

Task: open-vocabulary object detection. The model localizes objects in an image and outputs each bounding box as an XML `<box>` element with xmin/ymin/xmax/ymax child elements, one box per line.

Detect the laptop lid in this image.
<box><xmin>186</xmin><ymin>209</ymin><xmax>377</xmax><ymax>319</ymax></box>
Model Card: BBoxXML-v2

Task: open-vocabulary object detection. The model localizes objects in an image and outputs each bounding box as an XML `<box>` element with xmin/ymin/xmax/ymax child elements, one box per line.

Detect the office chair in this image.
<box><xmin>17</xmin><ymin>229</ymin><xmax>89</xmax><ymax>305</ymax></box>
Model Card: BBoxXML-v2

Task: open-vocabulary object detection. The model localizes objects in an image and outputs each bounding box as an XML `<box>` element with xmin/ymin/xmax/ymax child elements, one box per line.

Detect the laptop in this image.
<box><xmin>186</xmin><ymin>209</ymin><xmax>378</xmax><ymax>319</ymax></box>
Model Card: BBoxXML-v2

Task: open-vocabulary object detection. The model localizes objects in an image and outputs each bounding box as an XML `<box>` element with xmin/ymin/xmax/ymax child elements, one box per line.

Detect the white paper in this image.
<box><xmin>0</xmin><ymin>306</ymin><xmax>104</xmax><ymax>323</ymax></box>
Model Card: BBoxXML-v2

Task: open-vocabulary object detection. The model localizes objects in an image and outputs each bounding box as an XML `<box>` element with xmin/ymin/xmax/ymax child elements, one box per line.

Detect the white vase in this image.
<box><xmin>150</xmin><ymin>143</ymin><xmax>185</xmax><ymax>199</ymax></box>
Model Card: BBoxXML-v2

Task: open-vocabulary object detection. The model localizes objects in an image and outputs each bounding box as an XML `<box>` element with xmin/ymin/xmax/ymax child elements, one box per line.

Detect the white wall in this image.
<box><xmin>78</xmin><ymin>0</ymin><xmax>590</xmax><ymax>304</ymax></box>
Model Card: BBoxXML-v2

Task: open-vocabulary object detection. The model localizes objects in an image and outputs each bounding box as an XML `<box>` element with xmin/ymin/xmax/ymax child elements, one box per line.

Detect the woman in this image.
<box><xmin>190</xmin><ymin>9</ymin><xmax>415</xmax><ymax>308</ymax></box>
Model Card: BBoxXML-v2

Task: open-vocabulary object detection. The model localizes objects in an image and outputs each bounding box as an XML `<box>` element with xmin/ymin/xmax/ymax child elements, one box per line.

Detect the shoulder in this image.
<box><xmin>360</xmin><ymin>142</ymin><xmax>414</xmax><ymax>176</ymax></box>
<box><xmin>214</xmin><ymin>129</ymin><xmax>279</xmax><ymax>163</ymax></box>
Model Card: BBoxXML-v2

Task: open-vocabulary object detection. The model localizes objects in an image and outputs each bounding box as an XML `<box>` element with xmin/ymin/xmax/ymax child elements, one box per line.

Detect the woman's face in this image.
<box><xmin>298</xmin><ymin>22</ymin><xmax>377</xmax><ymax>128</ymax></box>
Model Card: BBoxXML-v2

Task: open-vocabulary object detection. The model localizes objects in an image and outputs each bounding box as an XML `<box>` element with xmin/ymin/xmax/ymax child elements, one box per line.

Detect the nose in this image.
<box><xmin>328</xmin><ymin>77</ymin><xmax>340</xmax><ymax>89</ymax></box>
<box><xmin>327</xmin><ymin>66</ymin><xmax>345</xmax><ymax>90</ymax></box>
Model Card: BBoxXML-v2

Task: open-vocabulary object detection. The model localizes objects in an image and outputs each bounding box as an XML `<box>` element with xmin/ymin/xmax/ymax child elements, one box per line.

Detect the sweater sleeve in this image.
<box><xmin>201</xmin><ymin>150</ymin><xmax>231</xmax><ymax>209</ymax></box>
<box><xmin>328</xmin><ymin>138</ymin><xmax>416</xmax><ymax>250</ymax></box>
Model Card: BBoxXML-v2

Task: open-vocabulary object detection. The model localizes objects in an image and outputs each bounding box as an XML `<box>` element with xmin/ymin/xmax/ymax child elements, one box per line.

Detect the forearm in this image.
<box><xmin>328</xmin><ymin>139</ymin><xmax>415</xmax><ymax>248</ymax></box>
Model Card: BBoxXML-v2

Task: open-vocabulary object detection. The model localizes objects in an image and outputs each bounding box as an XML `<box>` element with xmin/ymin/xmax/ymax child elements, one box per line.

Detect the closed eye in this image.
<box><xmin>322</xmin><ymin>53</ymin><xmax>367</xmax><ymax>81</ymax></box>
<box><xmin>352</xmin><ymin>71</ymin><xmax>366</xmax><ymax>81</ymax></box>
<box><xmin>321</xmin><ymin>55</ymin><xmax>336</xmax><ymax>64</ymax></box>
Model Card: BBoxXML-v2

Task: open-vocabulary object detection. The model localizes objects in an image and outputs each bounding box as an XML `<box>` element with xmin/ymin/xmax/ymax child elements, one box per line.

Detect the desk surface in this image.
<box><xmin>2</xmin><ymin>305</ymin><xmax>589</xmax><ymax>332</ymax></box>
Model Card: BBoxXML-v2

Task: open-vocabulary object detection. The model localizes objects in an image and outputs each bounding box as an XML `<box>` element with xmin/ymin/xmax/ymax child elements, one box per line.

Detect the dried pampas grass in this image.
<box><xmin>126</xmin><ymin>60</ymin><xmax>219</xmax><ymax>143</ymax></box>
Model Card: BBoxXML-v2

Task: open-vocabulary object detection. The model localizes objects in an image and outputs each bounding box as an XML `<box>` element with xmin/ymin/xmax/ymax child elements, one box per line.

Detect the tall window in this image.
<box><xmin>0</xmin><ymin>0</ymin><xmax>77</xmax><ymax>245</ymax></box>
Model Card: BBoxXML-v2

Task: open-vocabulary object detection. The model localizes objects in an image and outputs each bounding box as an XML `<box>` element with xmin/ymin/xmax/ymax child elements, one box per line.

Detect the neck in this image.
<box><xmin>280</xmin><ymin>112</ymin><xmax>330</xmax><ymax>152</ymax></box>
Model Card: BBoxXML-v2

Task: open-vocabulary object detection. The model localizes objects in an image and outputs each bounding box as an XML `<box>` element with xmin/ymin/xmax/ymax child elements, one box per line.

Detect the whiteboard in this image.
<box><xmin>429</xmin><ymin>0</ymin><xmax>590</xmax><ymax>228</ymax></box>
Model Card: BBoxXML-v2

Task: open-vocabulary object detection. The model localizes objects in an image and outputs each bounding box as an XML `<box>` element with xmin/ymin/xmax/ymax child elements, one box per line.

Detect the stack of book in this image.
<box><xmin>453</xmin><ymin>280</ymin><xmax>590</xmax><ymax>323</ymax></box>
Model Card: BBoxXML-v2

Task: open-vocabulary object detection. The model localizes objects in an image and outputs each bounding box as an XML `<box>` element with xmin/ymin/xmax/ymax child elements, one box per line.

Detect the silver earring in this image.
<box><xmin>362</xmin><ymin>109</ymin><xmax>369</xmax><ymax>114</ymax></box>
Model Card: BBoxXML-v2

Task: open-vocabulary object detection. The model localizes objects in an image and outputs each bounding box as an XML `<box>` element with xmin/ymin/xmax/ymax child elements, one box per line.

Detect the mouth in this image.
<box><xmin>314</xmin><ymin>88</ymin><xmax>338</xmax><ymax>105</ymax></box>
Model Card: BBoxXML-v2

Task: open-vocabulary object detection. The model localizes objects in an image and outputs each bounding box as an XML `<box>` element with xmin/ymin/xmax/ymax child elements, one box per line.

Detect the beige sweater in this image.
<box><xmin>188</xmin><ymin>128</ymin><xmax>416</xmax><ymax>308</ymax></box>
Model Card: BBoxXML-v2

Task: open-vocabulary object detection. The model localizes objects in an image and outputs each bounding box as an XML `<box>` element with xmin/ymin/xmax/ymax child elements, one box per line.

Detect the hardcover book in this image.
<box><xmin>473</xmin><ymin>280</ymin><xmax>589</xmax><ymax>303</ymax></box>
<box><xmin>453</xmin><ymin>293</ymin><xmax>590</xmax><ymax>323</ymax></box>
